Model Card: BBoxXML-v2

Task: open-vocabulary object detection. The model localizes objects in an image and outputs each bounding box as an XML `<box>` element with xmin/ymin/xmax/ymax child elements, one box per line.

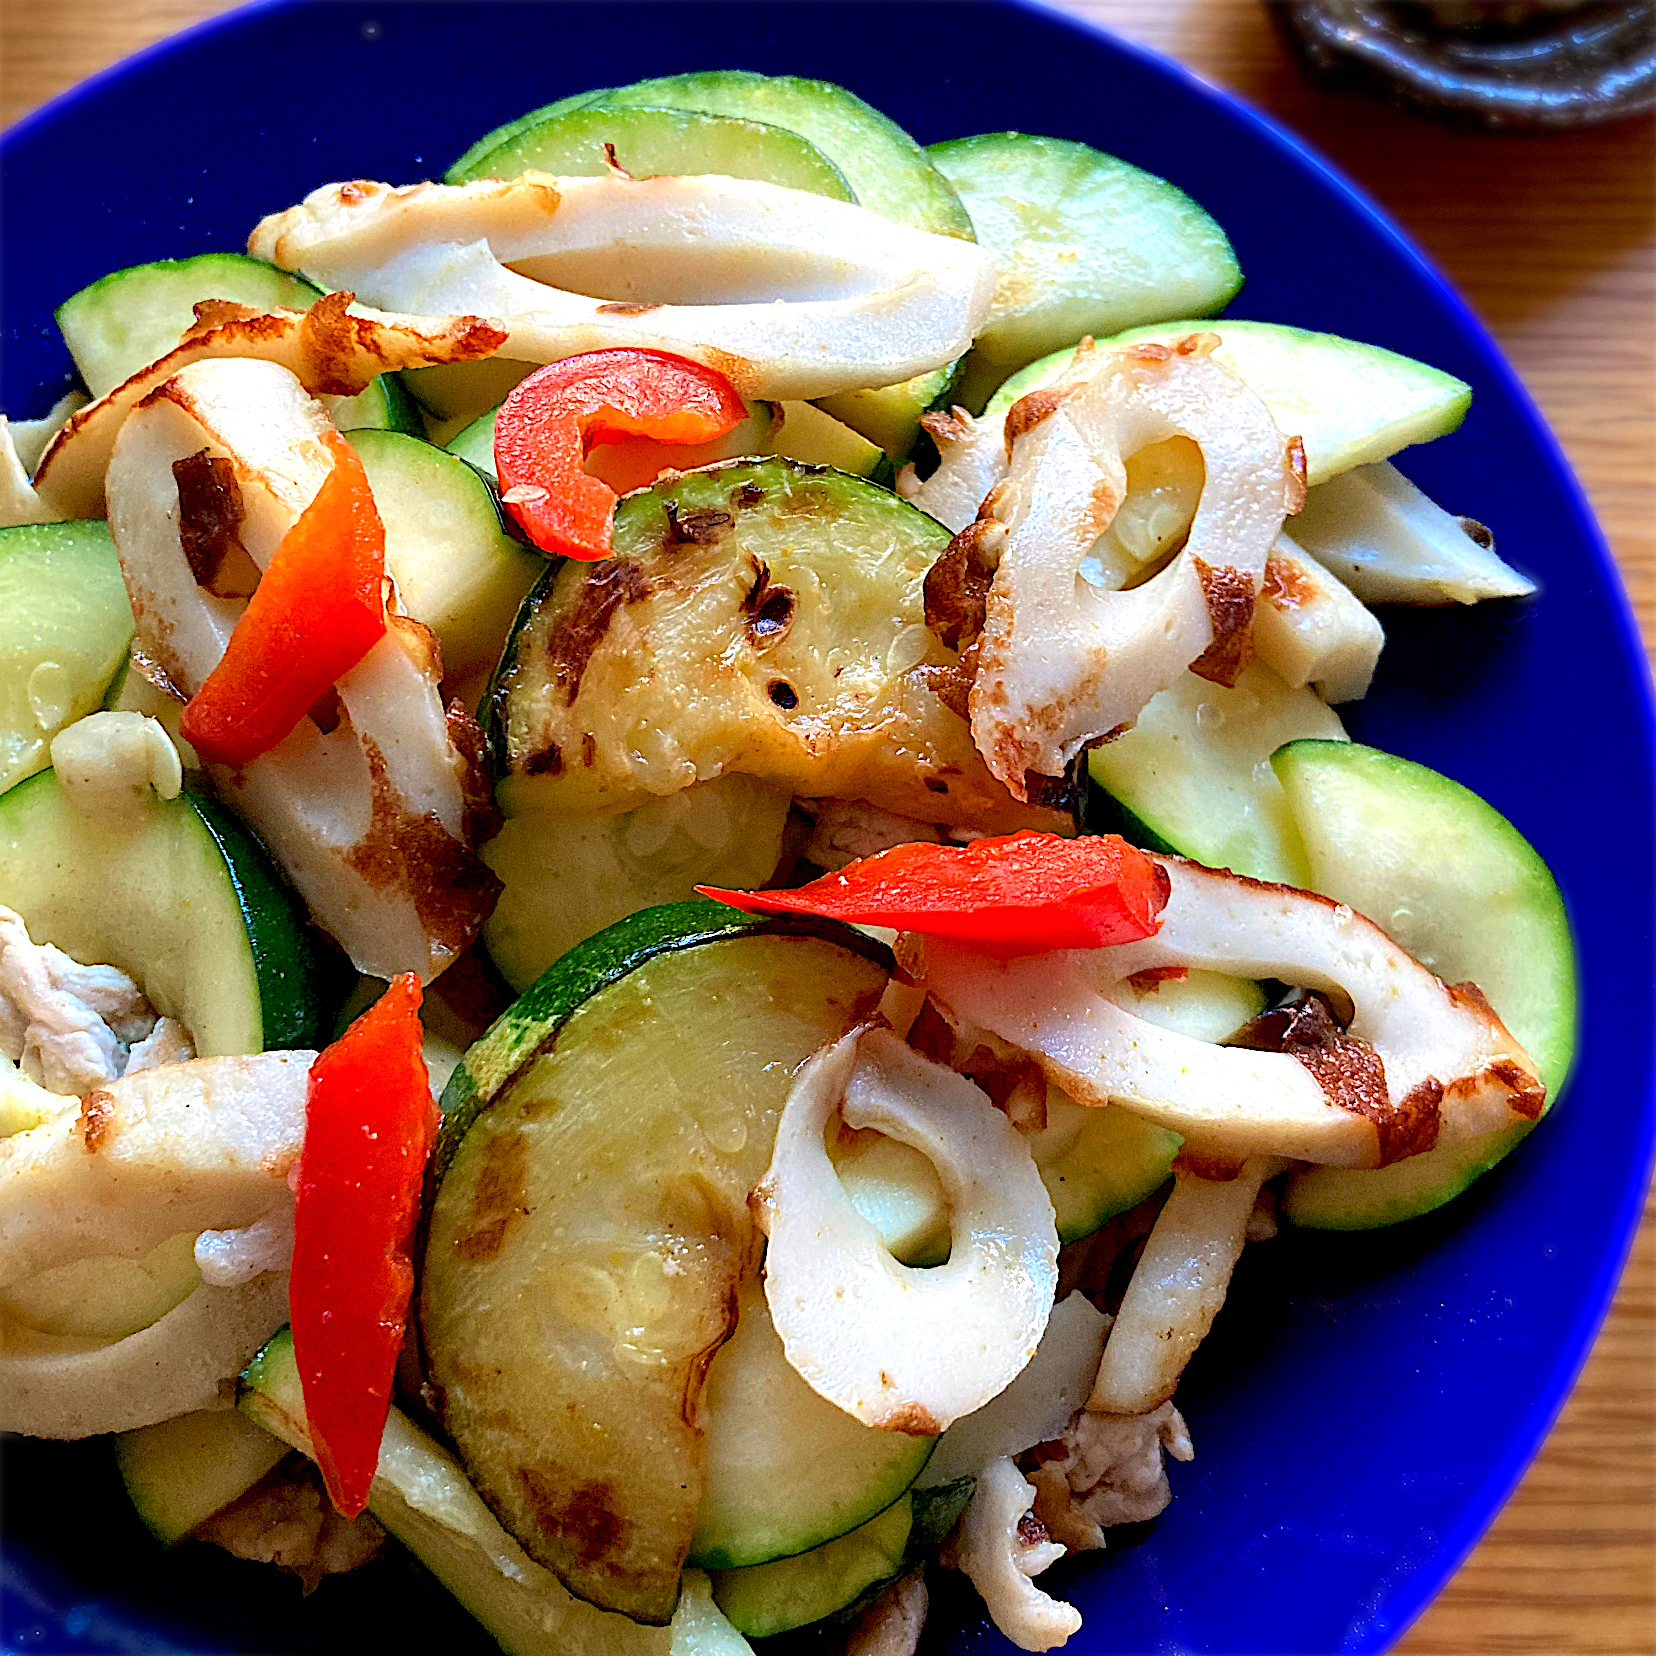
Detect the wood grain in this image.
<box><xmin>3</xmin><ymin>4</ymin><xmax>1652</xmax><ymax>1654</ymax></box>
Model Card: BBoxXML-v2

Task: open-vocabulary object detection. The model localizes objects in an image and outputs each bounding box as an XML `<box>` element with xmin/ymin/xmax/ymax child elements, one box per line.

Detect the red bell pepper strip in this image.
<box><xmin>180</xmin><ymin>429</ymin><xmax>386</xmax><ymax>767</ymax></box>
<box><xmin>699</xmin><ymin>832</ymin><xmax>1169</xmax><ymax>954</ymax></box>
<box><xmin>493</xmin><ymin>349</ymin><xmax>747</xmax><ymax>562</ymax></box>
<box><xmin>289</xmin><ymin>974</ymin><xmax>435</xmax><ymax>1519</ymax></box>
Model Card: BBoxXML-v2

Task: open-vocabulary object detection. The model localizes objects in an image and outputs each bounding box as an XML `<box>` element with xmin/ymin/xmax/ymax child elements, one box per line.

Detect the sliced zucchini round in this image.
<box><xmin>579</xmin><ymin>72</ymin><xmax>971</xmax><ymax>239</ymax></box>
<box><xmin>347</xmin><ymin>428</ymin><xmax>545</xmax><ymax>686</ymax></box>
<box><xmin>422</xmin><ymin>902</ymin><xmax>891</xmax><ymax>1623</ymax></box>
<box><xmin>446</xmin><ymin>103</ymin><xmax>854</xmax><ymax>203</ymax></box>
<box><xmin>328</xmin><ymin>371</ymin><xmax>423</xmax><ymax>436</ymax></box>
<box><xmin>481</xmin><ymin>774</ymin><xmax>793</xmax><ymax>993</ymax></box>
<box><xmin>710</xmin><ymin>1493</ymin><xmax>913</xmax><ymax>1639</ymax></box>
<box><xmin>487</xmin><ymin>457</ymin><xmax>1048</xmax><ymax>834</ymax></box>
<box><xmin>54</xmin><ymin>253</ymin><xmax>321</xmax><ymax>399</ymax></box>
<box><xmin>1273</xmin><ymin>741</ymin><xmax>1577</xmax><ymax>1228</ymax></box>
<box><xmin>115</xmin><ymin>1408</ymin><xmax>288</xmax><ymax>1546</ymax></box>
<box><xmin>0</xmin><ymin>769</ymin><xmax>332</xmax><ymax>1055</ymax></box>
<box><xmin>986</xmin><ymin>319</ymin><xmax>1472</xmax><ymax>485</ymax></box>
<box><xmin>688</xmin><ymin>1281</ymin><xmax>932</xmax><ymax>1570</ymax></box>
<box><xmin>0</xmin><ymin>520</ymin><xmax>134</xmax><ymax>796</ymax></box>
<box><xmin>1086</xmin><ymin>660</ymin><xmax>1348</xmax><ymax>887</ymax></box>
<box><xmin>928</xmin><ymin>132</ymin><xmax>1241</xmax><ymax>410</ymax></box>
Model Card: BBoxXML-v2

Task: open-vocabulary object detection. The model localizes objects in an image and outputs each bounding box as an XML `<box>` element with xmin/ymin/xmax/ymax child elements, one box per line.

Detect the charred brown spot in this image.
<box><xmin>338</xmin><ymin>181</ymin><xmax>374</xmax><ymax>205</ymax></box>
<box><xmin>447</xmin><ymin>698</ymin><xmax>503</xmax><ymax>844</ymax></box>
<box><xmin>547</xmin><ymin>559</ymin><xmax>651</xmax><ymax>707</ymax></box>
<box><xmin>173</xmin><ymin>449</ymin><xmax>255</xmax><ymax>596</ymax></box>
<box><xmin>663</xmin><ymin>502</ymin><xmax>732</xmax><ymax>547</ymax></box>
<box><xmin>767</xmin><ymin>679</ymin><xmax>799</xmax><ymax>711</ymax></box>
<box><xmin>1460</xmin><ymin>517</ymin><xmax>1496</xmax><ymax>551</ymax></box>
<box><xmin>731</xmin><ymin>480</ymin><xmax>766</xmax><ymax>509</ymax></box>
<box><xmin>308</xmin><ymin>686</ymin><xmax>342</xmax><ymax>735</ymax></box>
<box><xmin>1126</xmin><ymin>965</ymin><xmax>1190</xmax><ymax>992</ymax></box>
<box><xmin>960</xmin><ymin>1044</ymin><xmax>1047</xmax><ymax>1130</ymax></box>
<box><xmin>924</xmin><ymin>774</ymin><xmax>950</xmax><ymax>794</ymax></box>
<box><xmin>917</xmin><ymin>637</ymin><xmax>980</xmax><ymax>723</ymax></box>
<box><xmin>1188</xmin><ymin>557</ymin><xmax>1256</xmax><ymax>688</ymax></box>
<box><xmin>297</xmin><ymin>290</ymin><xmax>367</xmax><ymax>396</ymax></box>
<box><xmin>580</xmin><ymin>732</ymin><xmax>597</xmax><ymax>768</ymax></box>
<box><xmin>924</xmin><ymin>520</ymin><xmax>1001</xmax><ymax>651</ymax></box>
<box><xmin>1021</xmin><ymin>761</ymin><xmax>1087</xmax><ymax>818</ymax></box>
<box><xmin>874</xmin><ymin>1400</ymin><xmax>941</xmax><ymax>1437</ymax></box>
<box><xmin>184</xmin><ymin>298</ymin><xmax>260</xmax><ymax>341</ymax></box>
<box><xmin>1173</xmin><ymin>1148</ymin><xmax>1249</xmax><ymax>1182</ymax></box>
<box><xmin>454</xmin><ymin>1131</ymin><xmax>530</xmax><ymax>1263</ymax></box>
<box><xmin>918</xmin><ymin>405</ymin><xmax>975</xmax><ymax>450</ymax></box>
<box><xmin>1483</xmin><ymin>1059</ymin><xmax>1546</xmax><ymax>1120</ymax></box>
<box><xmin>522</xmin><ymin>742</ymin><xmax>564</xmax><ymax>777</ymax></box>
<box><xmin>513</xmin><ymin>1468</ymin><xmax>631</xmax><ymax>1568</ymax></box>
<box><xmin>906</xmin><ymin>1000</ymin><xmax>956</xmax><ymax>1067</ymax></box>
<box><xmin>344</xmin><ymin>737</ymin><xmax>502</xmax><ymax>957</ymax></box>
<box><xmin>1017</xmin><ymin>1511</ymin><xmax>1051</xmax><ymax>1547</ymax></box>
<box><xmin>1263</xmin><ymin>553</ymin><xmax>1316</xmax><ymax>613</ymax></box>
<box><xmin>1233</xmin><ymin>993</ymin><xmax>1438</xmax><ymax>1165</ymax></box>
<box><xmin>1003</xmin><ymin>387</ymin><xmax>1068</xmax><ymax>453</ymax></box>
<box><xmin>595</xmin><ymin>301</ymin><xmax>659</xmax><ymax>316</ymax></box>
<box><xmin>740</xmin><ymin>558</ymin><xmax>795</xmax><ymax>646</ymax></box>
<box><xmin>77</xmin><ymin>1090</ymin><xmax>114</xmax><ymax>1154</ymax></box>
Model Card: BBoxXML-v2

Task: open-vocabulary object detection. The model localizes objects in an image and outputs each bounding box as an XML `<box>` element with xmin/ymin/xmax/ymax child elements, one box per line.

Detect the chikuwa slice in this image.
<box><xmin>421</xmin><ymin>903</ymin><xmax>890</xmax><ymax>1623</ymax></box>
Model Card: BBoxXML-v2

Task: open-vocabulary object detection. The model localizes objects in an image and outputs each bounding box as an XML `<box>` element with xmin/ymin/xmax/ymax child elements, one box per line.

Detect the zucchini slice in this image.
<box><xmin>55</xmin><ymin>253</ymin><xmax>319</xmax><ymax>399</ymax></box>
<box><xmin>710</xmin><ymin>1495</ymin><xmax>913</xmax><ymax>1639</ymax></box>
<box><xmin>1274</xmin><ymin>741</ymin><xmax>1577</xmax><ymax>1228</ymax></box>
<box><xmin>54</xmin><ymin>252</ymin><xmax>418</xmax><ymax>433</ymax></box>
<box><xmin>346</xmin><ymin>429</ymin><xmax>544</xmax><ymax>686</ymax></box>
<box><xmin>422</xmin><ymin>902</ymin><xmax>890</xmax><ymax>1623</ymax></box>
<box><xmin>928</xmin><ymin>132</ymin><xmax>1242</xmax><ymax>410</ymax></box>
<box><xmin>114</xmin><ymin>1408</ymin><xmax>289</xmax><ymax>1546</ymax></box>
<box><xmin>986</xmin><ymin>319</ymin><xmax>1471</xmax><ymax>486</ymax></box>
<box><xmin>688</xmin><ymin>1281</ymin><xmax>932</xmax><ymax>1570</ymax></box>
<box><xmin>488</xmin><ymin>458</ymin><xmax>1054</xmax><ymax>834</ymax></box>
<box><xmin>446</xmin><ymin>103</ymin><xmax>853</xmax><ymax>202</ymax></box>
<box><xmin>1087</xmin><ymin>659</ymin><xmax>1349</xmax><ymax>887</ymax></box>
<box><xmin>0</xmin><ymin>520</ymin><xmax>134</xmax><ymax>795</ymax></box>
<box><xmin>481</xmin><ymin>774</ymin><xmax>793</xmax><ymax>993</ymax></box>
<box><xmin>0</xmin><ymin>770</ymin><xmax>331</xmax><ymax>1054</ymax></box>
<box><xmin>577</xmin><ymin>72</ymin><xmax>971</xmax><ymax>239</ymax></box>
<box><xmin>241</xmin><ymin>1327</ymin><xmax>673</xmax><ymax>1656</ymax></box>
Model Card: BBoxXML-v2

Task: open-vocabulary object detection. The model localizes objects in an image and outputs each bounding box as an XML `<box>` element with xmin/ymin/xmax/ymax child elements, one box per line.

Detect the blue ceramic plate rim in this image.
<box><xmin>1</xmin><ymin>3</ymin><xmax>1651</xmax><ymax>1653</ymax></box>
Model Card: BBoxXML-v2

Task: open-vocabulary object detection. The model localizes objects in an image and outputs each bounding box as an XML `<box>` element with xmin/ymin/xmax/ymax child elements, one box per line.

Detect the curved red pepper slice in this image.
<box><xmin>699</xmin><ymin>832</ymin><xmax>1169</xmax><ymax>954</ymax></box>
<box><xmin>290</xmin><ymin>974</ymin><xmax>435</xmax><ymax>1518</ymax></box>
<box><xmin>181</xmin><ymin>429</ymin><xmax>386</xmax><ymax>768</ymax></box>
<box><xmin>493</xmin><ymin>349</ymin><xmax>747</xmax><ymax>562</ymax></box>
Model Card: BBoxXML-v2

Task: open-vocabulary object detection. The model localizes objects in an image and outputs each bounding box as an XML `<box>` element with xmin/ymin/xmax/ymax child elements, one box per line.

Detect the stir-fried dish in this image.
<box><xmin>0</xmin><ymin>71</ymin><xmax>1577</xmax><ymax>1655</ymax></box>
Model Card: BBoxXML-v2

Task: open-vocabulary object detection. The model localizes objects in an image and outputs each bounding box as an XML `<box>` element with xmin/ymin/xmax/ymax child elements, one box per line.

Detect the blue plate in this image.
<box><xmin>3</xmin><ymin>4</ymin><xmax>1652</xmax><ymax>1652</ymax></box>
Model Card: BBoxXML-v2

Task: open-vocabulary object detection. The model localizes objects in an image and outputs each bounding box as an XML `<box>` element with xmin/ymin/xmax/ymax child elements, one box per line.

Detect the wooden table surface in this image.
<box><xmin>3</xmin><ymin>3</ymin><xmax>1652</xmax><ymax>1653</ymax></box>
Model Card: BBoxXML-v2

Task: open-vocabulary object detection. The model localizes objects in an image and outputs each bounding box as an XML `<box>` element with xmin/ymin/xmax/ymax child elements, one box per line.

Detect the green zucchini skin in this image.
<box><xmin>446</xmin><ymin>103</ymin><xmax>854</xmax><ymax>203</ymax></box>
<box><xmin>114</xmin><ymin>1410</ymin><xmax>289</xmax><ymax>1546</ymax></box>
<box><xmin>929</xmin><ymin>131</ymin><xmax>1241</xmax><ymax>411</ymax></box>
<box><xmin>1274</xmin><ymin>741</ymin><xmax>1576</xmax><ymax>1228</ymax></box>
<box><xmin>435</xmin><ymin>901</ymin><xmax>892</xmax><ymax>1185</ymax></box>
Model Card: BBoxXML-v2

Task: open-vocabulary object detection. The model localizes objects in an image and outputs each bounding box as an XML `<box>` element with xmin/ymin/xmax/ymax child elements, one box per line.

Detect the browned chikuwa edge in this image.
<box><xmin>1233</xmin><ymin>993</ymin><xmax>1441</xmax><ymax>1165</ymax></box>
<box><xmin>345</xmin><ymin>737</ymin><xmax>502</xmax><ymax>957</ymax></box>
<box><xmin>1263</xmin><ymin>551</ymin><xmax>1316</xmax><ymax>612</ymax></box>
<box><xmin>1188</xmin><ymin>556</ymin><xmax>1256</xmax><ymax>687</ymax></box>
<box><xmin>77</xmin><ymin>1089</ymin><xmax>115</xmax><ymax>1154</ymax></box>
